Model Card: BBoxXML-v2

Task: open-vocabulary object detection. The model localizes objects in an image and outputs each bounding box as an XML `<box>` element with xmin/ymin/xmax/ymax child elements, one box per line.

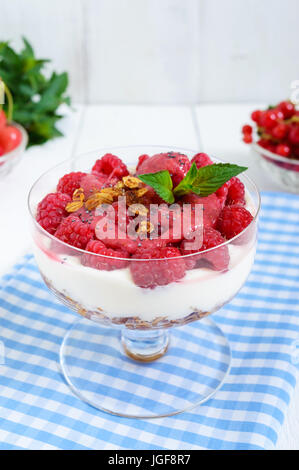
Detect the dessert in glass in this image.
<box><xmin>242</xmin><ymin>101</ymin><xmax>299</xmax><ymax>192</ymax></box>
<box><xmin>28</xmin><ymin>146</ymin><xmax>260</xmax><ymax>418</ymax></box>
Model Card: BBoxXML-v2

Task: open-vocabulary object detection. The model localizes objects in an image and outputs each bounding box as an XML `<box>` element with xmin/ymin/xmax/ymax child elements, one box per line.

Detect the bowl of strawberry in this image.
<box><xmin>28</xmin><ymin>146</ymin><xmax>260</xmax><ymax>418</ymax></box>
<box><xmin>0</xmin><ymin>110</ymin><xmax>28</xmax><ymax>177</ymax></box>
<box><xmin>242</xmin><ymin>101</ymin><xmax>299</xmax><ymax>192</ymax></box>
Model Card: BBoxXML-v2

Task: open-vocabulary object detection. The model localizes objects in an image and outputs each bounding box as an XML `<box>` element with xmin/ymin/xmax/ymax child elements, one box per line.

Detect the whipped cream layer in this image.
<box><xmin>34</xmin><ymin>239</ymin><xmax>256</xmax><ymax>322</ymax></box>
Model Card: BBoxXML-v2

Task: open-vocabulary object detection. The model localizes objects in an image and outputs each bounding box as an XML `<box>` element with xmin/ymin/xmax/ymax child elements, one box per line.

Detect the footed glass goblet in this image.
<box><xmin>28</xmin><ymin>146</ymin><xmax>260</xmax><ymax>418</ymax></box>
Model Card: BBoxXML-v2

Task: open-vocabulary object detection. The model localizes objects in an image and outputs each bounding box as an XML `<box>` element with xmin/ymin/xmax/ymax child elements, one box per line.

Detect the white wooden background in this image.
<box><xmin>1</xmin><ymin>0</ymin><xmax>299</xmax><ymax>104</ymax></box>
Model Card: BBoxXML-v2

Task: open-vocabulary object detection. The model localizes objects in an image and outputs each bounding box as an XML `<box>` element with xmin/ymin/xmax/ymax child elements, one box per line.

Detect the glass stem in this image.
<box><xmin>121</xmin><ymin>328</ymin><xmax>169</xmax><ymax>362</ymax></box>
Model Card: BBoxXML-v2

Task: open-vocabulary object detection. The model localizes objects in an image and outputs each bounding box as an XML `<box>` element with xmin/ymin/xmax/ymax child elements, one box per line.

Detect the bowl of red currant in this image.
<box><xmin>242</xmin><ymin>101</ymin><xmax>299</xmax><ymax>192</ymax></box>
<box><xmin>0</xmin><ymin>110</ymin><xmax>28</xmax><ymax>178</ymax></box>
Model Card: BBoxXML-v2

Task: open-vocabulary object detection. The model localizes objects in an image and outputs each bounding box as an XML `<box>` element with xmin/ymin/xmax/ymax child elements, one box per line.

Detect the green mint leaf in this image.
<box><xmin>192</xmin><ymin>163</ymin><xmax>247</xmax><ymax>196</ymax></box>
<box><xmin>173</xmin><ymin>162</ymin><xmax>198</xmax><ymax>198</ymax></box>
<box><xmin>138</xmin><ymin>171</ymin><xmax>175</xmax><ymax>204</ymax></box>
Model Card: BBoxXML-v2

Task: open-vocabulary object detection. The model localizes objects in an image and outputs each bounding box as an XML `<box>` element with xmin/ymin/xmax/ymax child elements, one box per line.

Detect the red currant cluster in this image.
<box><xmin>242</xmin><ymin>101</ymin><xmax>299</xmax><ymax>159</ymax></box>
<box><xmin>0</xmin><ymin>110</ymin><xmax>22</xmax><ymax>156</ymax></box>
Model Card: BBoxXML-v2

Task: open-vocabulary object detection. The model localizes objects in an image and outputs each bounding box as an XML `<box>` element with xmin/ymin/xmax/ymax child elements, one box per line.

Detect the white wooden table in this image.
<box><xmin>0</xmin><ymin>104</ymin><xmax>298</xmax><ymax>449</ymax></box>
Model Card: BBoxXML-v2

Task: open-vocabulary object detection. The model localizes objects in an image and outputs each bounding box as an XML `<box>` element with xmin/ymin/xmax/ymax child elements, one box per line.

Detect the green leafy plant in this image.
<box><xmin>0</xmin><ymin>37</ymin><xmax>71</xmax><ymax>146</ymax></box>
<box><xmin>138</xmin><ymin>162</ymin><xmax>247</xmax><ymax>203</ymax></box>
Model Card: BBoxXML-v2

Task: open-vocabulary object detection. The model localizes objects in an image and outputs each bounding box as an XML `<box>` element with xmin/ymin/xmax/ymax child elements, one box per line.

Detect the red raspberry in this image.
<box><xmin>182</xmin><ymin>193</ymin><xmax>222</xmax><ymax>229</ymax></box>
<box><xmin>181</xmin><ymin>227</ymin><xmax>229</xmax><ymax>271</ymax></box>
<box><xmin>36</xmin><ymin>192</ymin><xmax>71</xmax><ymax>235</ymax></box>
<box><xmin>134</xmin><ymin>238</ymin><xmax>168</xmax><ymax>255</ymax></box>
<box><xmin>226</xmin><ymin>177</ymin><xmax>245</xmax><ymax>206</ymax></box>
<box><xmin>57</xmin><ymin>172</ymin><xmax>87</xmax><ymax>197</ymax></box>
<box><xmin>191</xmin><ymin>152</ymin><xmax>213</xmax><ymax>168</ymax></box>
<box><xmin>98</xmin><ymin>234</ymin><xmax>139</xmax><ymax>255</ymax></box>
<box><xmin>136</xmin><ymin>154</ymin><xmax>150</xmax><ymax>171</ymax></box>
<box><xmin>136</xmin><ymin>151</ymin><xmax>190</xmax><ymax>186</ymax></box>
<box><xmin>130</xmin><ymin>246</ymin><xmax>185</xmax><ymax>288</ymax></box>
<box><xmin>54</xmin><ymin>215</ymin><xmax>94</xmax><ymax>249</ymax></box>
<box><xmin>216</xmin><ymin>180</ymin><xmax>231</xmax><ymax>207</ymax></box>
<box><xmin>92</xmin><ymin>154</ymin><xmax>129</xmax><ymax>180</ymax></box>
<box><xmin>83</xmin><ymin>240</ymin><xmax>129</xmax><ymax>271</ymax></box>
<box><xmin>80</xmin><ymin>173</ymin><xmax>107</xmax><ymax>197</ymax></box>
<box><xmin>217</xmin><ymin>205</ymin><xmax>253</xmax><ymax>240</ymax></box>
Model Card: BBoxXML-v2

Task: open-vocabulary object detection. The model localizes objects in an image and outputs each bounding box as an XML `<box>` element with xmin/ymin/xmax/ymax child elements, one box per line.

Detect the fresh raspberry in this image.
<box><xmin>191</xmin><ymin>153</ymin><xmax>213</xmax><ymax>168</ymax></box>
<box><xmin>136</xmin><ymin>154</ymin><xmax>150</xmax><ymax>171</ymax></box>
<box><xmin>216</xmin><ymin>180</ymin><xmax>231</xmax><ymax>207</ymax></box>
<box><xmin>36</xmin><ymin>192</ymin><xmax>71</xmax><ymax>235</ymax></box>
<box><xmin>217</xmin><ymin>205</ymin><xmax>253</xmax><ymax>240</ymax></box>
<box><xmin>133</xmin><ymin>237</ymin><xmax>168</xmax><ymax>255</ymax></box>
<box><xmin>57</xmin><ymin>172</ymin><xmax>87</xmax><ymax>197</ymax></box>
<box><xmin>226</xmin><ymin>177</ymin><xmax>245</xmax><ymax>206</ymax></box>
<box><xmin>181</xmin><ymin>227</ymin><xmax>229</xmax><ymax>271</ymax></box>
<box><xmin>97</xmin><ymin>233</ymin><xmax>139</xmax><ymax>255</ymax></box>
<box><xmin>54</xmin><ymin>215</ymin><xmax>94</xmax><ymax>249</ymax></box>
<box><xmin>80</xmin><ymin>173</ymin><xmax>107</xmax><ymax>198</ymax></box>
<box><xmin>83</xmin><ymin>240</ymin><xmax>129</xmax><ymax>271</ymax></box>
<box><xmin>93</xmin><ymin>201</ymin><xmax>138</xmax><ymax>254</ymax></box>
<box><xmin>182</xmin><ymin>193</ymin><xmax>222</xmax><ymax>229</ymax></box>
<box><xmin>136</xmin><ymin>151</ymin><xmax>190</xmax><ymax>186</ymax></box>
<box><xmin>92</xmin><ymin>154</ymin><xmax>129</xmax><ymax>180</ymax></box>
<box><xmin>130</xmin><ymin>246</ymin><xmax>185</xmax><ymax>288</ymax></box>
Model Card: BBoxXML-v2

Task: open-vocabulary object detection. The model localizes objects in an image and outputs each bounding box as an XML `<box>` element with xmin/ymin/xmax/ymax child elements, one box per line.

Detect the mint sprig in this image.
<box><xmin>138</xmin><ymin>162</ymin><xmax>247</xmax><ymax>203</ymax></box>
<box><xmin>138</xmin><ymin>170</ymin><xmax>175</xmax><ymax>203</ymax></box>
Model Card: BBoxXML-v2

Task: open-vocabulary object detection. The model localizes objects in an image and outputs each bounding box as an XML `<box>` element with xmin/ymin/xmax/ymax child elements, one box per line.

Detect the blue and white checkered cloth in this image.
<box><xmin>0</xmin><ymin>191</ymin><xmax>298</xmax><ymax>450</ymax></box>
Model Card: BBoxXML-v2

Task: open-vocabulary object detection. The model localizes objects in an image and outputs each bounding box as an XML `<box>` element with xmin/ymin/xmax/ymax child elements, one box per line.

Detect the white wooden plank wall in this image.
<box><xmin>1</xmin><ymin>0</ymin><xmax>299</xmax><ymax>104</ymax></box>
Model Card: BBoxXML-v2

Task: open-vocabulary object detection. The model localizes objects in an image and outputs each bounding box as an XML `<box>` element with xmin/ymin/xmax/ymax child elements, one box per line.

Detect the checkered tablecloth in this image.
<box><xmin>0</xmin><ymin>191</ymin><xmax>298</xmax><ymax>450</ymax></box>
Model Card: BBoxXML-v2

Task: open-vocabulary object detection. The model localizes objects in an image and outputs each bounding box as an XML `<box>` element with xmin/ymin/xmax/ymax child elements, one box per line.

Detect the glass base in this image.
<box><xmin>60</xmin><ymin>317</ymin><xmax>232</xmax><ymax>418</ymax></box>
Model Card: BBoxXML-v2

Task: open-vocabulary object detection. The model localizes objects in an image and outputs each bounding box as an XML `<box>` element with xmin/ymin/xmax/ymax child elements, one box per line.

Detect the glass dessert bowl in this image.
<box><xmin>28</xmin><ymin>145</ymin><xmax>260</xmax><ymax>418</ymax></box>
<box><xmin>251</xmin><ymin>140</ymin><xmax>299</xmax><ymax>192</ymax></box>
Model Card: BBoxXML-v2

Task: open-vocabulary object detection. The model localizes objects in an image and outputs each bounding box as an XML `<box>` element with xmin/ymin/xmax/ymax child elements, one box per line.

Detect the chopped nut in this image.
<box><xmin>123</xmin><ymin>176</ymin><xmax>142</xmax><ymax>189</ymax></box>
<box><xmin>66</xmin><ymin>200</ymin><xmax>84</xmax><ymax>212</ymax></box>
<box><xmin>137</xmin><ymin>220</ymin><xmax>154</xmax><ymax>234</ymax></box>
<box><xmin>128</xmin><ymin>203</ymin><xmax>148</xmax><ymax>216</ymax></box>
<box><xmin>73</xmin><ymin>187</ymin><xmax>85</xmax><ymax>202</ymax></box>
<box><xmin>66</xmin><ymin>187</ymin><xmax>85</xmax><ymax>212</ymax></box>
<box><xmin>136</xmin><ymin>187</ymin><xmax>148</xmax><ymax>198</ymax></box>
<box><xmin>85</xmin><ymin>192</ymin><xmax>114</xmax><ymax>210</ymax></box>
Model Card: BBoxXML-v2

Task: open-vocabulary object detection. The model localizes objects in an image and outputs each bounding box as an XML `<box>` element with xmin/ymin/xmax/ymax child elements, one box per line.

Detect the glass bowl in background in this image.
<box><xmin>251</xmin><ymin>140</ymin><xmax>299</xmax><ymax>192</ymax></box>
<box><xmin>28</xmin><ymin>146</ymin><xmax>260</xmax><ymax>418</ymax></box>
<box><xmin>0</xmin><ymin>122</ymin><xmax>28</xmax><ymax>178</ymax></box>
